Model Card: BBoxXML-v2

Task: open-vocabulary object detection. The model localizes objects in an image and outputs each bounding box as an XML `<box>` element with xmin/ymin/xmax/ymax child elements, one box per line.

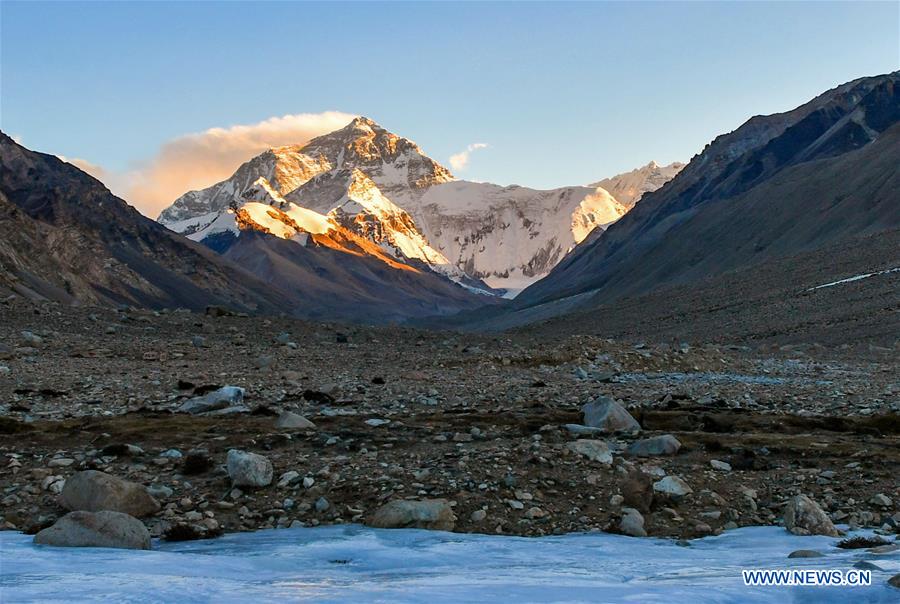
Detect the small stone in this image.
<box><xmin>870</xmin><ymin>493</ymin><xmax>892</xmax><ymax>507</ymax></box>
<box><xmin>626</xmin><ymin>435</ymin><xmax>681</xmax><ymax>457</ymax></box>
<box><xmin>854</xmin><ymin>561</ymin><xmax>882</xmax><ymax>571</ymax></box>
<box><xmin>315</xmin><ymin>497</ymin><xmax>330</xmax><ymax>512</ymax></box>
<box><xmin>302</xmin><ymin>477</ymin><xmax>315</xmax><ymax>489</ymax></box>
<box><xmin>226</xmin><ymin>450</ymin><xmax>273</xmax><ymax>488</ymax></box>
<box><xmin>178</xmin><ymin>386</ymin><xmax>246</xmax><ymax>415</ymax></box>
<box><xmin>470</xmin><ymin>509</ymin><xmax>487</xmax><ymax>522</ymax></box>
<box><xmin>889</xmin><ymin>574</ymin><xmax>900</xmax><ymax>589</ymax></box>
<box><xmin>275</xmin><ymin>411</ymin><xmax>316</xmax><ymax>430</ymax></box>
<box><xmin>365</xmin><ymin>418</ymin><xmax>390</xmax><ymax>427</ymax></box>
<box><xmin>783</xmin><ymin>494</ymin><xmax>839</xmax><ymax>537</ymax></box>
<box><xmin>652</xmin><ymin>476</ymin><xmax>693</xmax><ymax>498</ymax></box>
<box><xmin>524</xmin><ymin>507</ymin><xmax>546</xmax><ymax>519</ymax></box>
<box><xmin>581</xmin><ymin>396</ymin><xmax>640</xmax><ymax>433</ymax></box>
<box><xmin>277</xmin><ymin>471</ymin><xmax>300</xmax><ymax>488</ymax></box>
<box><xmin>508</xmin><ymin>500</ymin><xmax>524</xmax><ymax>510</ymax></box>
<box><xmin>20</xmin><ymin>331</ymin><xmax>43</xmax><ymax>347</ymax></box>
<box><xmin>147</xmin><ymin>485</ymin><xmax>173</xmax><ymax>499</ymax></box>
<box><xmin>710</xmin><ymin>460</ymin><xmax>732</xmax><ymax>471</ymax></box>
<box><xmin>788</xmin><ymin>549</ymin><xmax>824</xmax><ymax>558</ymax></box>
<box><xmin>619</xmin><ymin>507</ymin><xmax>647</xmax><ymax>537</ymax></box>
<box><xmin>567</xmin><ymin>439</ymin><xmax>613</xmax><ymax>464</ymax></box>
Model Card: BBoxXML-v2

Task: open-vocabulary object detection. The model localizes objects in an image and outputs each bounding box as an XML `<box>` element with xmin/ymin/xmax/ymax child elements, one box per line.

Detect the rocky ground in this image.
<box><xmin>1</xmin><ymin>299</ymin><xmax>898</xmax><ymax>543</ymax></box>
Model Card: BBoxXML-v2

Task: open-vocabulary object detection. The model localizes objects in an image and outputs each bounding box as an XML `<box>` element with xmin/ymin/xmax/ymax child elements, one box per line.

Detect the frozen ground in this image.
<box><xmin>1</xmin><ymin>526</ymin><xmax>898</xmax><ymax>603</ymax></box>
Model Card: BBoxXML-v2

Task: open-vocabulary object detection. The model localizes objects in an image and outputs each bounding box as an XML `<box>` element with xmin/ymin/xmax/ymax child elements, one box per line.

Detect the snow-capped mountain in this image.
<box><xmin>590</xmin><ymin>161</ymin><xmax>685</xmax><ymax>209</ymax></box>
<box><xmin>158</xmin><ymin>117</ymin><xmax>632</xmax><ymax>296</ymax></box>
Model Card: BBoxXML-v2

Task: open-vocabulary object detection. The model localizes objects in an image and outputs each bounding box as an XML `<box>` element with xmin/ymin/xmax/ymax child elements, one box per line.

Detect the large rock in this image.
<box><xmin>61</xmin><ymin>471</ymin><xmax>160</xmax><ymax>518</ymax></box>
<box><xmin>581</xmin><ymin>396</ymin><xmax>641</xmax><ymax>432</ymax></box>
<box><xmin>178</xmin><ymin>386</ymin><xmax>246</xmax><ymax>415</ymax></box>
<box><xmin>34</xmin><ymin>511</ymin><xmax>150</xmax><ymax>550</ymax></box>
<box><xmin>626</xmin><ymin>434</ymin><xmax>681</xmax><ymax>457</ymax></box>
<box><xmin>783</xmin><ymin>494</ymin><xmax>839</xmax><ymax>536</ymax></box>
<box><xmin>653</xmin><ymin>475</ymin><xmax>693</xmax><ymax>498</ymax></box>
<box><xmin>275</xmin><ymin>411</ymin><xmax>316</xmax><ymax>430</ymax></box>
<box><xmin>567</xmin><ymin>439</ymin><xmax>613</xmax><ymax>464</ymax></box>
<box><xmin>368</xmin><ymin>499</ymin><xmax>457</xmax><ymax>531</ymax></box>
<box><xmin>226</xmin><ymin>449</ymin><xmax>273</xmax><ymax>487</ymax></box>
<box><xmin>619</xmin><ymin>507</ymin><xmax>647</xmax><ymax>537</ymax></box>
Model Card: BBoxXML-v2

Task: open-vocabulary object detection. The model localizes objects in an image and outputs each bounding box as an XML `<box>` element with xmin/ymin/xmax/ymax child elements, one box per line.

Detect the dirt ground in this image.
<box><xmin>1</xmin><ymin>299</ymin><xmax>898</xmax><ymax>541</ymax></box>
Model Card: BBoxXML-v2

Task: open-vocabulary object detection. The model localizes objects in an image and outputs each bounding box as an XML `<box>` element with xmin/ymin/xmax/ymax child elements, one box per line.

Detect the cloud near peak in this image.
<box><xmin>67</xmin><ymin>111</ymin><xmax>356</xmax><ymax>218</ymax></box>
<box><xmin>449</xmin><ymin>143</ymin><xmax>488</xmax><ymax>171</ymax></box>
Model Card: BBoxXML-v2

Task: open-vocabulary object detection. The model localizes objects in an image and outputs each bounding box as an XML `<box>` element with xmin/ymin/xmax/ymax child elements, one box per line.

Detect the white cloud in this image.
<box><xmin>63</xmin><ymin>111</ymin><xmax>356</xmax><ymax>218</ymax></box>
<box><xmin>449</xmin><ymin>143</ymin><xmax>488</xmax><ymax>171</ymax></box>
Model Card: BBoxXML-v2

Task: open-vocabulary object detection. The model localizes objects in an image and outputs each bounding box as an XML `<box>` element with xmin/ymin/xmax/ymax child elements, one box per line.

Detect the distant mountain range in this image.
<box><xmin>159</xmin><ymin>117</ymin><xmax>677</xmax><ymax>297</ymax></box>
<box><xmin>451</xmin><ymin>70</ymin><xmax>900</xmax><ymax>333</ymax></box>
<box><xmin>5</xmin><ymin>70</ymin><xmax>894</xmax><ymax>339</ymax></box>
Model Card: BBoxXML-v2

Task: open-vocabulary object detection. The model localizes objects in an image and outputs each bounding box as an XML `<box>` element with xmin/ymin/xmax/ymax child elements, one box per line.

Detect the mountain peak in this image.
<box><xmin>348</xmin><ymin>115</ymin><xmax>380</xmax><ymax>130</ymax></box>
<box><xmin>590</xmin><ymin>161</ymin><xmax>685</xmax><ymax>209</ymax></box>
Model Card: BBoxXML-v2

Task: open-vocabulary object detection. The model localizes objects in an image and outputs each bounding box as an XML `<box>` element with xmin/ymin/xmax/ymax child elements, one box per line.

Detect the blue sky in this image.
<box><xmin>2</xmin><ymin>1</ymin><xmax>898</xmax><ymax>215</ymax></box>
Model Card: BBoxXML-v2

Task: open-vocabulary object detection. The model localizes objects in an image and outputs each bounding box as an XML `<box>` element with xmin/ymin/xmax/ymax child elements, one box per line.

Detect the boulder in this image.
<box><xmin>368</xmin><ymin>499</ymin><xmax>456</xmax><ymax>531</ymax></box>
<box><xmin>581</xmin><ymin>396</ymin><xmax>641</xmax><ymax>432</ymax></box>
<box><xmin>34</xmin><ymin>511</ymin><xmax>150</xmax><ymax>550</ymax></box>
<box><xmin>783</xmin><ymin>494</ymin><xmax>839</xmax><ymax>537</ymax></box>
<box><xmin>626</xmin><ymin>434</ymin><xmax>681</xmax><ymax>457</ymax></box>
<box><xmin>226</xmin><ymin>449</ymin><xmax>273</xmax><ymax>488</ymax></box>
<box><xmin>619</xmin><ymin>507</ymin><xmax>647</xmax><ymax>537</ymax></box>
<box><xmin>788</xmin><ymin>549</ymin><xmax>824</xmax><ymax>558</ymax></box>
<box><xmin>567</xmin><ymin>439</ymin><xmax>613</xmax><ymax>464</ymax></box>
<box><xmin>275</xmin><ymin>411</ymin><xmax>316</xmax><ymax>430</ymax></box>
<box><xmin>61</xmin><ymin>471</ymin><xmax>160</xmax><ymax>518</ymax></box>
<box><xmin>888</xmin><ymin>574</ymin><xmax>900</xmax><ymax>589</ymax></box>
<box><xmin>652</xmin><ymin>476</ymin><xmax>693</xmax><ymax>498</ymax></box>
<box><xmin>178</xmin><ymin>386</ymin><xmax>246</xmax><ymax>415</ymax></box>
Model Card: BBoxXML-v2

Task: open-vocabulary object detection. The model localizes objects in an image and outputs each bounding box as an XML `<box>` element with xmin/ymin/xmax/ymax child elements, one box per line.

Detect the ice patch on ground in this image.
<box><xmin>1</xmin><ymin>526</ymin><xmax>897</xmax><ymax>602</ymax></box>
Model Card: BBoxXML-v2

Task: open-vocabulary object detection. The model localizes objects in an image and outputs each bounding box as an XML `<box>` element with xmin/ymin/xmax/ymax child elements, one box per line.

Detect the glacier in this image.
<box><xmin>1</xmin><ymin>525</ymin><xmax>897</xmax><ymax>603</ymax></box>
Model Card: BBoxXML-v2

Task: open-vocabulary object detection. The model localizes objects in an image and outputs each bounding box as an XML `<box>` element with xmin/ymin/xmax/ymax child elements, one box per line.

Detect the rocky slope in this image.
<box><xmin>591</xmin><ymin>161</ymin><xmax>685</xmax><ymax>209</ymax></box>
<box><xmin>515</xmin><ymin>71</ymin><xmax>900</xmax><ymax>312</ymax></box>
<box><xmin>159</xmin><ymin>117</ymin><xmax>642</xmax><ymax>296</ymax></box>
<box><xmin>0</xmin><ymin>133</ymin><xmax>295</xmax><ymax>313</ymax></box>
<box><xmin>0</xmin><ymin>133</ymin><xmax>492</xmax><ymax>322</ymax></box>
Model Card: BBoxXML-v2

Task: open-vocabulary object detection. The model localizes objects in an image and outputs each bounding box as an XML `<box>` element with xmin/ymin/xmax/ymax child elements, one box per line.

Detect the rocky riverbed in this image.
<box><xmin>1</xmin><ymin>300</ymin><xmax>898</xmax><ymax>543</ymax></box>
